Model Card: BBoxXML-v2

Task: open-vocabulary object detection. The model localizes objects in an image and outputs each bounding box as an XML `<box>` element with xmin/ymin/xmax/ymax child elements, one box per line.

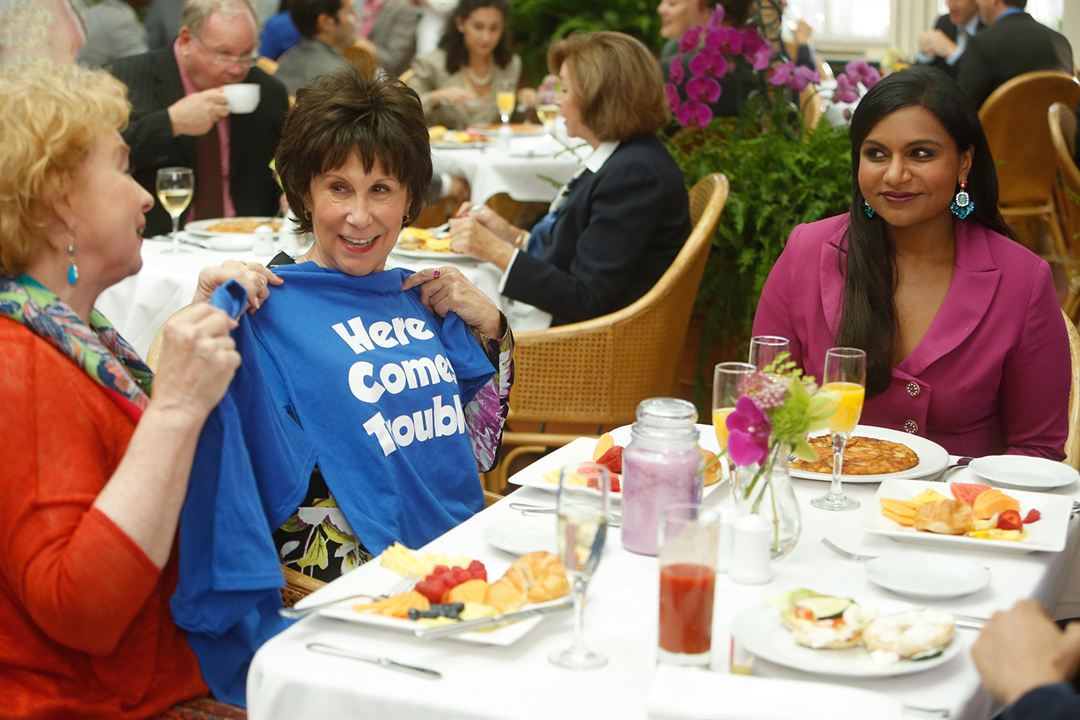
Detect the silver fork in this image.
<box><xmin>820</xmin><ymin>537</ymin><xmax>878</xmax><ymax>561</ymax></box>
<box><xmin>278</xmin><ymin>575</ymin><xmax>416</xmax><ymax>619</ymax></box>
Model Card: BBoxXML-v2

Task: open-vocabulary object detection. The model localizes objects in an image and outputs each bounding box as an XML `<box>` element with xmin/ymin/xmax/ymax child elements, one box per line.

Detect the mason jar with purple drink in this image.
<box><xmin>621</xmin><ymin>398</ymin><xmax>704</xmax><ymax>556</ymax></box>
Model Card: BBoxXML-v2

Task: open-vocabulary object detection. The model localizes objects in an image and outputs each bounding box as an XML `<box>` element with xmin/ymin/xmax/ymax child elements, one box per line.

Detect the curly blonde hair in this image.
<box><xmin>0</xmin><ymin>64</ymin><xmax>129</xmax><ymax>275</ymax></box>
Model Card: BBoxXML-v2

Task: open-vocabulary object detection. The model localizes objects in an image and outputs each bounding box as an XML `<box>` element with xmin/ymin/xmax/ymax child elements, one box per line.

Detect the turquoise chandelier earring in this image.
<box><xmin>66</xmin><ymin>243</ymin><xmax>79</xmax><ymax>286</ymax></box>
<box><xmin>862</xmin><ymin>200</ymin><xmax>875</xmax><ymax>219</ymax></box>
<box><xmin>950</xmin><ymin>180</ymin><xmax>974</xmax><ymax>220</ymax></box>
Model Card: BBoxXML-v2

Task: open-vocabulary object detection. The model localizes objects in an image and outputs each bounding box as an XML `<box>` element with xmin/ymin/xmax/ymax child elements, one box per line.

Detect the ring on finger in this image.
<box><xmin>433</xmin><ymin>269</ymin><xmax>441</xmax><ymax>279</ymax></box>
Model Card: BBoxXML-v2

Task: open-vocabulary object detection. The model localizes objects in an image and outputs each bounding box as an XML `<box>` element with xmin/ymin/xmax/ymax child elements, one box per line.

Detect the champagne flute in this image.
<box><xmin>156</xmin><ymin>167</ymin><xmax>194</xmax><ymax>255</ymax></box>
<box><xmin>536</xmin><ymin>74</ymin><xmax>559</xmax><ymax>137</ymax></box>
<box><xmin>712</xmin><ymin>361</ymin><xmax>755</xmax><ymax>456</ymax></box>
<box><xmin>496</xmin><ymin>78</ymin><xmax>516</xmax><ymax>127</ymax></box>
<box><xmin>550</xmin><ymin>461</ymin><xmax>609</xmax><ymax>670</ymax></box>
<box><xmin>810</xmin><ymin>347</ymin><xmax>867</xmax><ymax>512</ymax></box>
<box><xmin>748</xmin><ymin>335</ymin><xmax>790</xmax><ymax>370</ymax></box>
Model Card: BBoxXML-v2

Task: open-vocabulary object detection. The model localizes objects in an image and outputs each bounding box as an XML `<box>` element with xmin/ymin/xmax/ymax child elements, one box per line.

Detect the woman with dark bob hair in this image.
<box><xmin>753</xmin><ymin>65</ymin><xmax>1069</xmax><ymax>459</ymax></box>
<box><xmin>448</xmin><ymin>31</ymin><xmax>691</xmax><ymax>325</ymax></box>
<box><xmin>407</xmin><ymin>0</ymin><xmax>530</xmax><ymax>129</ymax></box>
<box><xmin>260</xmin><ymin>70</ymin><xmax>513</xmax><ymax>580</ymax></box>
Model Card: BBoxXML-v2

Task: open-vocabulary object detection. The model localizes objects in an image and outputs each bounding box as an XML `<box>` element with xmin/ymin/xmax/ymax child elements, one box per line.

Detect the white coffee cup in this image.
<box><xmin>222</xmin><ymin>83</ymin><xmax>260</xmax><ymax>114</ymax></box>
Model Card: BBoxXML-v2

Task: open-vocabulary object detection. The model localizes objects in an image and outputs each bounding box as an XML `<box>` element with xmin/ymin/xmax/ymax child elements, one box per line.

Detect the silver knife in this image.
<box><xmin>413</xmin><ymin>598</ymin><xmax>574</xmax><ymax>639</ymax></box>
<box><xmin>305</xmin><ymin>642</ymin><xmax>442</xmax><ymax>679</ymax></box>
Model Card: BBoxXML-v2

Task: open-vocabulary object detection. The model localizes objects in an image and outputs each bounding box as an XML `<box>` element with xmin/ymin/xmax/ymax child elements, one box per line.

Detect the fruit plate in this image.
<box><xmin>507</xmin><ymin>423</ymin><xmax>723</xmax><ymax>503</ymax></box>
<box><xmin>316</xmin><ymin>566</ymin><xmax>553</xmax><ymax>646</ymax></box>
<box><xmin>732</xmin><ymin>606</ymin><xmax>964</xmax><ymax>678</ymax></box>
<box><xmin>788</xmin><ymin>425</ymin><xmax>949</xmax><ymax>484</ymax></box>
<box><xmin>863</xmin><ymin>478</ymin><xmax>1071</xmax><ymax>554</ymax></box>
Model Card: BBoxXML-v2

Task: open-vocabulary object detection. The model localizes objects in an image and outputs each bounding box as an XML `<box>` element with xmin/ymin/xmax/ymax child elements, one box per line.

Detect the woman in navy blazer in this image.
<box><xmin>447</xmin><ymin>31</ymin><xmax>690</xmax><ymax>326</ymax></box>
<box><xmin>753</xmin><ymin>66</ymin><xmax>1069</xmax><ymax>459</ymax></box>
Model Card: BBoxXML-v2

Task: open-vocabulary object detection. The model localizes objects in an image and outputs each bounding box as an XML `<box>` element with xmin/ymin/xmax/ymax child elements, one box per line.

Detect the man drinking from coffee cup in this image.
<box><xmin>110</xmin><ymin>0</ymin><xmax>289</xmax><ymax>236</ymax></box>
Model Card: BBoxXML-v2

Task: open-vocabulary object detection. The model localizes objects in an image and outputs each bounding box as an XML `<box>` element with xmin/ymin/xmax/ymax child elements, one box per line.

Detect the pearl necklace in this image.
<box><xmin>464</xmin><ymin>66</ymin><xmax>492</xmax><ymax>86</ymax></box>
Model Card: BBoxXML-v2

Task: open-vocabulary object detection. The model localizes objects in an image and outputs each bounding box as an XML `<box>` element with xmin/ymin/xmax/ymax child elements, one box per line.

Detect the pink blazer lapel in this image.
<box><xmin>898</xmin><ymin>221</ymin><xmax>1001</xmax><ymax>376</ymax></box>
<box><xmin>819</xmin><ymin>232</ymin><xmax>846</xmax><ymax>341</ymax></box>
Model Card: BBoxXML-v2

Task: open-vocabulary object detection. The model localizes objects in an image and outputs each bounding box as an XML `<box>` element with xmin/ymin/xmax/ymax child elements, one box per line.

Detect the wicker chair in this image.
<box><xmin>799</xmin><ymin>85</ymin><xmax>824</xmax><ymax>133</ymax></box>
<box><xmin>487</xmin><ymin>172</ymin><xmax>730</xmax><ymax>488</ymax></box>
<box><xmin>255</xmin><ymin>56</ymin><xmax>278</xmax><ymax>75</ymax></box>
<box><xmin>343</xmin><ymin>42</ymin><xmax>379</xmax><ymax>79</ymax></box>
<box><xmin>1063</xmin><ymin>309</ymin><xmax>1080</xmax><ymax>471</ymax></box>
<box><xmin>1048</xmin><ymin>102</ymin><xmax>1080</xmax><ymax>320</ymax></box>
<box><xmin>979</xmin><ymin>71</ymin><xmax>1080</xmax><ymax>258</ymax></box>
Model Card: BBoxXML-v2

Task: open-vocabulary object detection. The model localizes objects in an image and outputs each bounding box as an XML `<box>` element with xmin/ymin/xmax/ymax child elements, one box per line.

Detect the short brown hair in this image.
<box><xmin>0</xmin><ymin>64</ymin><xmax>129</xmax><ymax>275</ymax></box>
<box><xmin>548</xmin><ymin>31</ymin><xmax>669</xmax><ymax>142</ymax></box>
<box><xmin>275</xmin><ymin>70</ymin><xmax>433</xmax><ymax>234</ymax></box>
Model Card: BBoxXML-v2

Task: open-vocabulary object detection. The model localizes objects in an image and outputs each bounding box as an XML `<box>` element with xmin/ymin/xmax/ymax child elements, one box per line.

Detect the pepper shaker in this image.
<box><xmin>728</xmin><ymin>514</ymin><xmax>772</xmax><ymax>584</ymax></box>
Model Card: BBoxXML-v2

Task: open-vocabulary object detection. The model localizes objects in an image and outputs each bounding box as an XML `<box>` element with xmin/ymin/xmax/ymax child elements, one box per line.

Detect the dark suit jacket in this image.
<box><xmin>957</xmin><ymin>12</ymin><xmax>1073</xmax><ymax>110</ymax></box>
<box><xmin>503</xmin><ymin>134</ymin><xmax>691</xmax><ymax>326</ymax></box>
<box><xmin>920</xmin><ymin>13</ymin><xmax>985</xmax><ymax>78</ymax></box>
<box><xmin>109</xmin><ymin>48</ymin><xmax>289</xmax><ymax>236</ymax></box>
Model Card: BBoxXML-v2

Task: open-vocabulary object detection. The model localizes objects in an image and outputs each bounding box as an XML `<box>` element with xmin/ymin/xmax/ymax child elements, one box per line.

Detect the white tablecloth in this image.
<box><xmin>246</xmin><ymin>464</ymin><xmax>1080</xmax><ymax>720</ymax></box>
<box><xmin>96</xmin><ymin>237</ymin><xmax>549</xmax><ymax>358</ymax></box>
<box><xmin>434</xmin><ymin>133</ymin><xmax>589</xmax><ymax>204</ymax></box>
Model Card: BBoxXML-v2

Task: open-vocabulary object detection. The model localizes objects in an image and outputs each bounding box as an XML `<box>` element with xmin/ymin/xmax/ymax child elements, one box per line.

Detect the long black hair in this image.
<box><xmin>440</xmin><ymin>0</ymin><xmax>513</xmax><ymax>74</ymax></box>
<box><xmin>838</xmin><ymin>65</ymin><xmax>1013</xmax><ymax>396</ymax></box>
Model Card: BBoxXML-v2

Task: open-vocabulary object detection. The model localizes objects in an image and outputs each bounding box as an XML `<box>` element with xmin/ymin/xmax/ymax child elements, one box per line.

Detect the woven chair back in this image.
<box><xmin>506</xmin><ymin>173</ymin><xmax>730</xmax><ymax>426</ymax></box>
<box><xmin>1063</xmin><ymin>308</ymin><xmax>1080</xmax><ymax>470</ymax></box>
<box><xmin>979</xmin><ymin>71</ymin><xmax>1080</xmax><ymax>207</ymax></box>
<box><xmin>343</xmin><ymin>42</ymin><xmax>379</xmax><ymax>79</ymax></box>
<box><xmin>1049</xmin><ymin>102</ymin><xmax>1080</xmax><ymax>245</ymax></box>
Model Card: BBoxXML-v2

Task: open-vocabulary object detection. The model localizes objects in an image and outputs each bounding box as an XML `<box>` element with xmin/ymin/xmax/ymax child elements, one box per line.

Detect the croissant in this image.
<box><xmin>914</xmin><ymin>500</ymin><xmax>974</xmax><ymax>535</ymax></box>
<box><xmin>485</xmin><ymin>552</ymin><xmax>570</xmax><ymax>613</ymax></box>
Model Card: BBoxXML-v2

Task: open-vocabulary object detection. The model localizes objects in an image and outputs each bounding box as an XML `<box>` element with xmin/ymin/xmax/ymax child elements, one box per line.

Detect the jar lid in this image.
<box><xmin>632</xmin><ymin>397</ymin><xmax>699</xmax><ymax>442</ymax></box>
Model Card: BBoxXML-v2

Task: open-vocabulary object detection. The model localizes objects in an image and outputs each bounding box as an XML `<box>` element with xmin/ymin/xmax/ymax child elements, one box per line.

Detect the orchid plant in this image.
<box><xmin>725</xmin><ymin>355</ymin><xmax>838</xmax><ymax>513</ymax></box>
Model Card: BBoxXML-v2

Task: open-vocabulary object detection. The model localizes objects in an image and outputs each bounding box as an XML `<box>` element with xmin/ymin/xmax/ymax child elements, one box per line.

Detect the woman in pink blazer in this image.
<box><xmin>753</xmin><ymin>66</ymin><xmax>1069</xmax><ymax>459</ymax></box>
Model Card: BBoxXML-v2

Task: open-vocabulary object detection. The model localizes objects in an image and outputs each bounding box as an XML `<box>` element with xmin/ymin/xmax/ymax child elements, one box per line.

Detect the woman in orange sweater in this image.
<box><xmin>0</xmin><ymin>64</ymin><xmax>277</xmax><ymax>718</ymax></box>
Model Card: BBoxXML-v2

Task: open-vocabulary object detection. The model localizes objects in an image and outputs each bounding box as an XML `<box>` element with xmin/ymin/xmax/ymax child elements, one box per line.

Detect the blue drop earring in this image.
<box><xmin>66</xmin><ymin>243</ymin><xmax>79</xmax><ymax>286</ymax></box>
<box><xmin>862</xmin><ymin>200</ymin><xmax>875</xmax><ymax>219</ymax></box>
<box><xmin>950</xmin><ymin>180</ymin><xmax>974</xmax><ymax>220</ymax></box>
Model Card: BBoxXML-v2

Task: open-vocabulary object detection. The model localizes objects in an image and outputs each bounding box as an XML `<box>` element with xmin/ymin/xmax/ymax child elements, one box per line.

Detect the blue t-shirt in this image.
<box><xmin>250</xmin><ymin>264</ymin><xmax>494</xmax><ymax>554</ymax></box>
<box><xmin>259</xmin><ymin>11</ymin><xmax>301</xmax><ymax>60</ymax></box>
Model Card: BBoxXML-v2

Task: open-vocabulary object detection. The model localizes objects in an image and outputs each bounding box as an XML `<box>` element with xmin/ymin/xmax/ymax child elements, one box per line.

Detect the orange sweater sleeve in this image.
<box><xmin>0</xmin><ymin>325</ymin><xmax>162</xmax><ymax>656</ymax></box>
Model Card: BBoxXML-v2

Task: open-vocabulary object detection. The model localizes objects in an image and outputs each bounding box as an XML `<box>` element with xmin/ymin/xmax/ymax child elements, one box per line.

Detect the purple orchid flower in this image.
<box><xmin>742</xmin><ymin>32</ymin><xmax>772</xmax><ymax>70</ymax></box>
<box><xmin>726</xmin><ymin>396</ymin><xmax>771</xmax><ymax>467</ymax></box>
<box><xmin>664</xmin><ymin>82</ymin><xmax>681</xmax><ymax>109</ymax></box>
<box><xmin>788</xmin><ymin>65</ymin><xmax>820</xmax><ymax>93</ymax></box>
<box><xmin>674</xmin><ymin>99</ymin><xmax>713</xmax><ymax>128</ymax></box>
<box><xmin>705</xmin><ymin>26</ymin><xmax>743</xmax><ymax>56</ymax></box>
<box><xmin>769</xmin><ymin>61</ymin><xmax>794</xmax><ymax>86</ymax></box>
<box><xmin>689</xmin><ymin>49</ymin><xmax>728</xmax><ymax>79</ymax></box>
<box><xmin>833</xmin><ymin>73</ymin><xmax>859</xmax><ymax>104</ymax></box>
<box><xmin>706</xmin><ymin>5</ymin><xmax>725</xmax><ymax>28</ymax></box>
<box><xmin>680</xmin><ymin>25</ymin><xmax>703</xmax><ymax>54</ymax></box>
<box><xmin>687</xmin><ymin>76</ymin><xmax>722</xmax><ymax>104</ymax></box>
<box><xmin>669</xmin><ymin>56</ymin><xmax>685</xmax><ymax>85</ymax></box>
<box><xmin>843</xmin><ymin>59</ymin><xmax>882</xmax><ymax>90</ymax></box>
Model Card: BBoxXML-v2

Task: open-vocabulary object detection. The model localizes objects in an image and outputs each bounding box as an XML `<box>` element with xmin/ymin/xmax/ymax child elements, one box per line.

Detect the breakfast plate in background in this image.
<box><xmin>185</xmin><ymin>217</ymin><xmax>282</xmax><ymax>237</ymax></box>
<box><xmin>864</xmin><ymin>553</ymin><xmax>990</xmax><ymax>599</ymax></box>
<box><xmin>788</xmin><ymin>425</ymin><xmax>949</xmax><ymax>483</ymax></box>
<box><xmin>467</xmin><ymin>122</ymin><xmax>545</xmax><ymax>137</ymax></box>
<box><xmin>483</xmin><ymin>513</ymin><xmax>558</xmax><ymax>556</ymax></box>
<box><xmin>968</xmin><ymin>455</ymin><xmax>1078</xmax><ymax>491</ymax></box>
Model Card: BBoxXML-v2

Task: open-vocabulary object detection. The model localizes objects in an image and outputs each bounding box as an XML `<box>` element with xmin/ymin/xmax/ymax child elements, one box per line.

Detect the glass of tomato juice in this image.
<box><xmin>657</xmin><ymin>504</ymin><xmax>719</xmax><ymax>667</ymax></box>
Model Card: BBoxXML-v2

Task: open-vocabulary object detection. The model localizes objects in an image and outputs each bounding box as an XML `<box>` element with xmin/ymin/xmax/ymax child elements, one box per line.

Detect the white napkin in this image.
<box><xmin>646</xmin><ymin>664</ymin><xmax>904</xmax><ymax>720</ymax></box>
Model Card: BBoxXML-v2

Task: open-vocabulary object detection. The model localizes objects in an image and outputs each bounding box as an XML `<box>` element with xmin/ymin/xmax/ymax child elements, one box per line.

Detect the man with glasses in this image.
<box><xmin>110</xmin><ymin>0</ymin><xmax>289</xmax><ymax>236</ymax></box>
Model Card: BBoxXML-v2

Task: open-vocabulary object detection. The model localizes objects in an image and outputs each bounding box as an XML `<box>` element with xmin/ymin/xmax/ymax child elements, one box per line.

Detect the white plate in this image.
<box><xmin>185</xmin><ymin>217</ymin><xmax>282</xmax><ymax>237</ymax></box>
<box><xmin>969</xmin><ymin>455</ymin><xmax>1079</xmax><ymax>490</ymax></box>
<box><xmin>467</xmin><ymin>123</ymin><xmax>545</xmax><ymax>137</ymax></box>
<box><xmin>789</xmin><ymin>425</ymin><xmax>949</xmax><ymax>483</ymax></box>
<box><xmin>864</xmin><ymin>478</ymin><xmax>1071</xmax><ymax>553</ymax></box>
<box><xmin>865</xmin><ymin>553</ymin><xmax>990</xmax><ymax>599</ymax></box>
<box><xmin>507</xmin><ymin>423</ymin><xmax>723</xmax><ymax>504</ymax></box>
<box><xmin>431</xmin><ymin>140</ymin><xmax>488</xmax><ymax>149</ymax></box>
<box><xmin>316</xmin><ymin>564</ymin><xmax>548</xmax><ymax>646</ymax></box>
<box><xmin>732</xmin><ymin>606</ymin><xmax>964</xmax><ymax>678</ymax></box>
<box><xmin>483</xmin><ymin>513</ymin><xmax>558</xmax><ymax>555</ymax></box>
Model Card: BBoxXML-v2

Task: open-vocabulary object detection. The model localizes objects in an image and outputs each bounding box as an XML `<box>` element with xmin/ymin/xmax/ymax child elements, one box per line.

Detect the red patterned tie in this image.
<box><xmin>193</xmin><ymin>127</ymin><xmax>225</xmax><ymax>219</ymax></box>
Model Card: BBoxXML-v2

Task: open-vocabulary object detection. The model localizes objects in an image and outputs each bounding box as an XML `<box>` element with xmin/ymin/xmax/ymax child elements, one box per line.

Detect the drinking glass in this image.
<box><xmin>811</xmin><ymin>347</ymin><xmax>867</xmax><ymax>511</ymax></box>
<box><xmin>156</xmin><ymin>167</ymin><xmax>194</xmax><ymax>254</ymax></box>
<box><xmin>748</xmin><ymin>335</ymin><xmax>790</xmax><ymax>370</ymax></box>
<box><xmin>496</xmin><ymin>78</ymin><xmax>516</xmax><ymax>126</ymax></box>
<box><xmin>658</xmin><ymin>504</ymin><xmax>718</xmax><ymax>667</ymax></box>
<box><xmin>550</xmin><ymin>462</ymin><xmax>609</xmax><ymax>670</ymax></box>
<box><xmin>712</xmin><ymin>362</ymin><xmax>755</xmax><ymax>479</ymax></box>
<box><xmin>536</xmin><ymin>74</ymin><xmax>559</xmax><ymax>136</ymax></box>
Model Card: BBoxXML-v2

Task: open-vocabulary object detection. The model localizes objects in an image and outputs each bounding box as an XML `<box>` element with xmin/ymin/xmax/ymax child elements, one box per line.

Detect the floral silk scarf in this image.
<box><xmin>0</xmin><ymin>274</ymin><xmax>153</xmax><ymax>408</ymax></box>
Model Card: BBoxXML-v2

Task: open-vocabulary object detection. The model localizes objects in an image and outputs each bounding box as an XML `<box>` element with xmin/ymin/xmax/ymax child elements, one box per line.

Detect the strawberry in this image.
<box><xmin>610</xmin><ymin>474</ymin><xmax>621</xmax><ymax>493</ymax></box>
<box><xmin>451</xmin><ymin>567</ymin><xmax>472</xmax><ymax>586</ymax></box>
<box><xmin>596</xmin><ymin>445</ymin><xmax>623</xmax><ymax>474</ymax></box>
<box><xmin>414</xmin><ymin>578</ymin><xmax>446</xmax><ymax>604</ymax></box>
<box><xmin>1023</xmin><ymin>509</ymin><xmax>1042</xmax><ymax>524</ymax></box>
<box><xmin>467</xmin><ymin>560</ymin><xmax>487</xmax><ymax>580</ymax></box>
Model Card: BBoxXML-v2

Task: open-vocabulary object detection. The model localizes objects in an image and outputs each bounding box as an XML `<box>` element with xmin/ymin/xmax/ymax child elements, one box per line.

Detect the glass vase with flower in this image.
<box><xmin>723</xmin><ymin>355</ymin><xmax>839</xmax><ymax>559</ymax></box>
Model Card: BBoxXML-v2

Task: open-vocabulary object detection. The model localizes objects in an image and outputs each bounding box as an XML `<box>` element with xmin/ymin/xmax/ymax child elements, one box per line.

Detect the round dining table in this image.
<box><xmin>245</xmin><ymin>444</ymin><xmax>1080</xmax><ymax>720</ymax></box>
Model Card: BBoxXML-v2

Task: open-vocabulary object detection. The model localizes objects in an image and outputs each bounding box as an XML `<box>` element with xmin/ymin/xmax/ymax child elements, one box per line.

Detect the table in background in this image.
<box><xmin>246</xmin><ymin>462</ymin><xmax>1080</xmax><ymax>719</ymax></box>
<box><xmin>97</xmin><ymin>237</ymin><xmax>550</xmax><ymax>358</ymax></box>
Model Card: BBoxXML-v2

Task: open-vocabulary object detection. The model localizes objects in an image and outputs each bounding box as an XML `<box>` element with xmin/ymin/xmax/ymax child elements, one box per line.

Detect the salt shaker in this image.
<box><xmin>716</xmin><ymin>506</ymin><xmax>739</xmax><ymax>573</ymax></box>
<box><xmin>621</xmin><ymin>397</ymin><xmax>703</xmax><ymax>556</ymax></box>
<box><xmin>728</xmin><ymin>514</ymin><xmax>772</xmax><ymax>584</ymax></box>
<box><xmin>253</xmin><ymin>224</ymin><xmax>276</xmax><ymax>255</ymax></box>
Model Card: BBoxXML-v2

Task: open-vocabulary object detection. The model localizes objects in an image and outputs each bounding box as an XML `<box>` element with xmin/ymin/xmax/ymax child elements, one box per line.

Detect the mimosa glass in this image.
<box><xmin>712</xmin><ymin>361</ymin><xmax>755</xmax><ymax>453</ymax></box>
<box><xmin>810</xmin><ymin>347</ymin><xmax>866</xmax><ymax>511</ymax></box>
<box><xmin>748</xmin><ymin>335</ymin><xmax>790</xmax><ymax>370</ymax></box>
<box><xmin>496</xmin><ymin>78</ymin><xmax>516</xmax><ymax>125</ymax></box>
<box><xmin>550</xmin><ymin>462</ymin><xmax>609</xmax><ymax>670</ymax></box>
<box><xmin>156</xmin><ymin>167</ymin><xmax>194</xmax><ymax>254</ymax></box>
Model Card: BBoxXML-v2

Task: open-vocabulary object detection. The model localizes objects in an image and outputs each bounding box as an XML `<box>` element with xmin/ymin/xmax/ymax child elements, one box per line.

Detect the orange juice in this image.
<box><xmin>712</xmin><ymin>407</ymin><xmax>734</xmax><ymax>450</ymax></box>
<box><xmin>822</xmin><ymin>381</ymin><xmax>865</xmax><ymax>433</ymax></box>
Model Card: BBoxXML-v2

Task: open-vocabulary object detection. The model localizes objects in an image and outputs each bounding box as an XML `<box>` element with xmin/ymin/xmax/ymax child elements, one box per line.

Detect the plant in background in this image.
<box><xmin>662</xmin><ymin>5</ymin><xmax>879</xmax><ymax>406</ymax></box>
